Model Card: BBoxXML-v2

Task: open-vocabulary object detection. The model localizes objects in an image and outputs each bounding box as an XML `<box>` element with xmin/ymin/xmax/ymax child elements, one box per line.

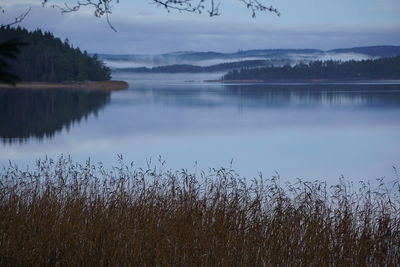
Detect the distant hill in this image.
<box><xmin>99</xmin><ymin>49</ymin><xmax>323</xmax><ymax>68</ymax></box>
<box><xmin>0</xmin><ymin>26</ymin><xmax>111</xmax><ymax>82</ymax></box>
<box><xmin>114</xmin><ymin>60</ymin><xmax>270</xmax><ymax>73</ymax></box>
<box><xmin>159</xmin><ymin>49</ymin><xmax>322</xmax><ymax>61</ymax></box>
<box><xmin>100</xmin><ymin>46</ymin><xmax>400</xmax><ymax>71</ymax></box>
<box><xmin>329</xmin><ymin>46</ymin><xmax>400</xmax><ymax>58</ymax></box>
<box><xmin>100</xmin><ymin>49</ymin><xmax>323</xmax><ymax>63</ymax></box>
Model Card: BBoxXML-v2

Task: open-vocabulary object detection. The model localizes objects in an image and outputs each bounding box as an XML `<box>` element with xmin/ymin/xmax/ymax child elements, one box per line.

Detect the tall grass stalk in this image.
<box><xmin>1</xmin><ymin>156</ymin><xmax>399</xmax><ymax>266</ymax></box>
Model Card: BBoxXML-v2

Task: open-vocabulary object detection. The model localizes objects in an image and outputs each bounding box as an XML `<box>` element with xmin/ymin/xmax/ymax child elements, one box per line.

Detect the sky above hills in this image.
<box><xmin>1</xmin><ymin>0</ymin><xmax>400</xmax><ymax>54</ymax></box>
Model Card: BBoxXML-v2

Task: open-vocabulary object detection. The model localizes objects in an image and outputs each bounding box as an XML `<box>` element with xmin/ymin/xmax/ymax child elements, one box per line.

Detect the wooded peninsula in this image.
<box><xmin>222</xmin><ymin>56</ymin><xmax>400</xmax><ymax>81</ymax></box>
<box><xmin>0</xmin><ymin>26</ymin><xmax>111</xmax><ymax>82</ymax></box>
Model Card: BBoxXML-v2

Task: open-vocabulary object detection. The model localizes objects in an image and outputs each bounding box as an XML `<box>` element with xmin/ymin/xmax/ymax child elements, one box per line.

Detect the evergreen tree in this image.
<box><xmin>223</xmin><ymin>57</ymin><xmax>400</xmax><ymax>81</ymax></box>
<box><xmin>0</xmin><ymin>26</ymin><xmax>111</xmax><ymax>82</ymax></box>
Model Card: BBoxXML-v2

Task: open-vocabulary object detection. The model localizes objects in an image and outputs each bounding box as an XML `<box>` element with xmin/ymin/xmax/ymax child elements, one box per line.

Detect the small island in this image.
<box><xmin>0</xmin><ymin>26</ymin><xmax>127</xmax><ymax>91</ymax></box>
<box><xmin>220</xmin><ymin>56</ymin><xmax>400</xmax><ymax>82</ymax></box>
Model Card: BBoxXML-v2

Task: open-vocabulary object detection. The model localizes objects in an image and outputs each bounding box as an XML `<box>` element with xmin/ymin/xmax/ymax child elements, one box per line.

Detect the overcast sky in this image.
<box><xmin>1</xmin><ymin>0</ymin><xmax>400</xmax><ymax>54</ymax></box>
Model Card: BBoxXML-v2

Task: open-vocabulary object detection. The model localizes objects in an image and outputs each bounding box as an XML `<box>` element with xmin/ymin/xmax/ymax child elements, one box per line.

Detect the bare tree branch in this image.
<box><xmin>42</xmin><ymin>0</ymin><xmax>118</xmax><ymax>31</ymax></box>
<box><xmin>40</xmin><ymin>0</ymin><xmax>279</xmax><ymax>31</ymax></box>
<box><xmin>238</xmin><ymin>0</ymin><xmax>280</xmax><ymax>17</ymax></box>
<box><xmin>1</xmin><ymin>1</ymin><xmax>279</xmax><ymax>30</ymax></box>
<box><xmin>151</xmin><ymin>0</ymin><xmax>279</xmax><ymax>17</ymax></box>
<box><xmin>0</xmin><ymin>7</ymin><xmax>32</xmax><ymax>27</ymax></box>
<box><xmin>0</xmin><ymin>0</ymin><xmax>279</xmax><ymax>32</ymax></box>
<box><xmin>151</xmin><ymin>0</ymin><xmax>219</xmax><ymax>16</ymax></box>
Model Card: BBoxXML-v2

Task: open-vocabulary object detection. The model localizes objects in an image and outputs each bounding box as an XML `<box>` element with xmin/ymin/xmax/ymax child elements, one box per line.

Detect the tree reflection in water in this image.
<box><xmin>0</xmin><ymin>89</ymin><xmax>110</xmax><ymax>143</ymax></box>
<box><xmin>223</xmin><ymin>83</ymin><xmax>400</xmax><ymax>108</ymax></box>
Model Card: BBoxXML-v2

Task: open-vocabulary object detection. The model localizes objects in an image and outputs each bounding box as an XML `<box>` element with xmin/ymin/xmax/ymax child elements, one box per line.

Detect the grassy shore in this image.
<box><xmin>0</xmin><ymin>80</ymin><xmax>129</xmax><ymax>91</ymax></box>
<box><xmin>0</xmin><ymin>157</ymin><xmax>399</xmax><ymax>266</ymax></box>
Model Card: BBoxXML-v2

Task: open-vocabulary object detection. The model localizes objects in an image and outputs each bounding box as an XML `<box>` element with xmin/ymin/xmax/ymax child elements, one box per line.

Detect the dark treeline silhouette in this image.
<box><xmin>222</xmin><ymin>57</ymin><xmax>400</xmax><ymax>81</ymax></box>
<box><xmin>0</xmin><ymin>39</ymin><xmax>27</xmax><ymax>84</ymax></box>
<box><xmin>0</xmin><ymin>26</ymin><xmax>111</xmax><ymax>82</ymax></box>
<box><xmin>0</xmin><ymin>89</ymin><xmax>110</xmax><ymax>143</ymax></box>
<box><xmin>116</xmin><ymin>60</ymin><xmax>270</xmax><ymax>73</ymax></box>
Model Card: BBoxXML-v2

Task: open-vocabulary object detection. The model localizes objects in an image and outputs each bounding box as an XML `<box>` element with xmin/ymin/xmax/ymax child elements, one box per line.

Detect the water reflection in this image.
<box><xmin>0</xmin><ymin>89</ymin><xmax>110</xmax><ymax>143</ymax></box>
<box><xmin>115</xmin><ymin>82</ymin><xmax>400</xmax><ymax>110</ymax></box>
<box><xmin>1</xmin><ymin>75</ymin><xmax>400</xmax><ymax>181</ymax></box>
<box><xmin>224</xmin><ymin>84</ymin><xmax>400</xmax><ymax>108</ymax></box>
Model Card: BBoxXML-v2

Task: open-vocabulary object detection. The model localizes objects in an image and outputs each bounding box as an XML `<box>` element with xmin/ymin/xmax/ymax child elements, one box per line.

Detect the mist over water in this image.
<box><xmin>1</xmin><ymin>73</ymin><xmax>399</xmax><ymax>183</ymax></box>
<box><xmin>102</xmin><ymin>51</ymin><xmax>374</xmax><ymax>69</ymax></box>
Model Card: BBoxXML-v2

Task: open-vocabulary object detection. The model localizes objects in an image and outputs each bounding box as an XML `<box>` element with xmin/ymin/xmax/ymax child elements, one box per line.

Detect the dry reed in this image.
<box><xmin>1</xmin><ymin>156</ymin><xmax>399</xmax><ymax>266</ymax></box>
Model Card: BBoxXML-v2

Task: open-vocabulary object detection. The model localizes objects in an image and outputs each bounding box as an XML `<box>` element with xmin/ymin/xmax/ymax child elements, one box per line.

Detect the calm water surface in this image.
<box><xmin>1</xmin><ymin>73</ymin><xmax>400</xmax><ymax>182</ymax></box>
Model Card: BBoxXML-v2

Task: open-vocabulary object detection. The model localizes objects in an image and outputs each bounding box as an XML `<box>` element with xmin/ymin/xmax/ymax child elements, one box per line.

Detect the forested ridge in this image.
<box><xmin>116</xmin><ymin>60</ymin><xmax>270</xmax><ymax>73</ymax></box>
<box><xmin>223</xmin><ymin>57</ymin><xmax>400</xmax><ymax>81</ymax></box>
<box><xmin>0</xmin><ymin>26</ymin><xmax>111</xmax><ymax>82</ymax></box>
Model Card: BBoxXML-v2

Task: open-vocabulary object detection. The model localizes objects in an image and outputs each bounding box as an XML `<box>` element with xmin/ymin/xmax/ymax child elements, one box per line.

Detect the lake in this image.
<box><xmin>1</xmin><ymin>72</ymin><xmax>400</xmax><ymax>183</ymax></box>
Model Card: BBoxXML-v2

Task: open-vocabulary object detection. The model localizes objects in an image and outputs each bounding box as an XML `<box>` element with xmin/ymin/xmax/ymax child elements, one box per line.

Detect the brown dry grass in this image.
<box><xmin>1</xmin><ymin>156</ymin><xmax>399</xmax><ymax>266</ymax></box>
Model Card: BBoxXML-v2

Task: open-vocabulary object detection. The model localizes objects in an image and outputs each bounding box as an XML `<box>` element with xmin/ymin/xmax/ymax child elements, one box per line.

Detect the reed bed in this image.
<box><xmin>1</xmin><ymin>156</ymin><xmax>399</xmax><ymax>266</ymax></box>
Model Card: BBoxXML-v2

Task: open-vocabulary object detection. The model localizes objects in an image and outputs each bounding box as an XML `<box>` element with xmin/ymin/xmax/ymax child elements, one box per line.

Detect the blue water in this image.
<box><xmin>1</xmin><ymin>73</ymin><xmax>400</xmax><ymax>182</ymax></box>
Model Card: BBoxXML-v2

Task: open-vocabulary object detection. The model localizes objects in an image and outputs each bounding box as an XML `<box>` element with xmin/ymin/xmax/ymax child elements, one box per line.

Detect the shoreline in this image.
<box><xmin>0</xmin><ymin>80</ymin><xmax>129</xmax><ymax>91</ymax></box>
<box><xmin>204</xmin><ymin>79</ymin><xmax>400</xmax><ymax>84</ymax></box>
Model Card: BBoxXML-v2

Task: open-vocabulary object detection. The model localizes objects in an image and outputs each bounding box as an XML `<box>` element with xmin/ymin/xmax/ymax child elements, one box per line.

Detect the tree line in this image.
<box><xmin>116</xmin><ymin>60</ymin><xmax>270</xmax><ymax>73</ymax></box>
<box><xmin>0</xmin><ymin>26</ymin><xmax>111</xmax><ymax>82</ymax></box>
<box><xmin>222</xmin><ymin>56</ymin><xmax>400</xmax><ymax>81</ymax></box>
